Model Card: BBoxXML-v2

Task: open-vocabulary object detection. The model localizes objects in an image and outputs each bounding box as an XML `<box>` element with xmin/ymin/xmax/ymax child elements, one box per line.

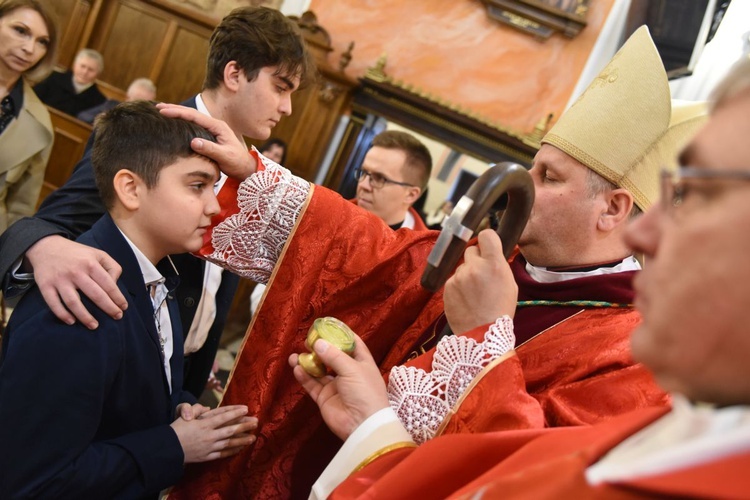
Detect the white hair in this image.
<box><xmin>75</xmin><ymin>48</ymin><xmax>104</xmax><ymax>73</ymax></box>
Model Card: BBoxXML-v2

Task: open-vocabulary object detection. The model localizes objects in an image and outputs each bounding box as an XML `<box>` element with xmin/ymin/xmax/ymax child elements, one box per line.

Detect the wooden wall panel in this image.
<box><xmin>272</xmin><ymin>77</ymin><xmax>355</xmax><ymax>182</ymax></box>
<box><xmin>41</xmin><ymin>0</ymin><xmax>95</xmax><ymax>69</ymax></box>
<box><xmin>38</xmin><ymin>108</ymin><xmax>93</xmax><ymax>207</ymax></box>
<box><xmin>156</xmin><ymin>27</ymin><xmax>210</xmax><ymax>104</ymax></box>
<box><xmin>96</xmin><ymin>3</ymin><xmax>169</xmax><ymax>90</ymax></box>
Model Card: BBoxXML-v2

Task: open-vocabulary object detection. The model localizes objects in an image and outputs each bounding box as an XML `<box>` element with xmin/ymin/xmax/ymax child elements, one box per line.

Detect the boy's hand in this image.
<box><xmin>175</xmin><ymin>402</ymin><xmax>211</xmax><ymax>421</ymax></box>
<box><xmin>289</xmin><ymin>334</ymin><xmax>390</xmax><ymax>441</ymax></box>
<box><xmin>156</xmin><ymin>103</ymin><xmax>258</xmax><ymax>181</ymax></box>
<box><xmin>171</xmin><ymin>405</ymin><xmax>258</xmax><ymax>463</ymax></box>
<box><xmin>25</xmin><ymin>235</ymin><xmax>127</xmax><ymax>329</ymax></box>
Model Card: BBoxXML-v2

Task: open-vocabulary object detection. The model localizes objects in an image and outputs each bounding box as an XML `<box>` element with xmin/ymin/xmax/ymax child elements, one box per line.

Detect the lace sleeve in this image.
<box><xmin>387</xmin><ymin>316</ymin><xmax>515</xmax><ymax>444</ymax></box>
<box><xmin>204</xmin><ymin>159</ymin><xmax>311</xmax><ymax>283</ymax></box>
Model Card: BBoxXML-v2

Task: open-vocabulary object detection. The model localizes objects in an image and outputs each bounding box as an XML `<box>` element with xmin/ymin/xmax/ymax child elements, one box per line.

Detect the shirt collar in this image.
<box><xmin>195</xmin><ymin>93</ymin><xmax>211</xmax><ymax>117</ymax></box>
<box><xmin>525</xmin><ymin>256</ymin><xmax>641</xmax><ymax>283</ymax></box>
<box><xmin>116</xmin><ymin>227</ymin><xmax>165</xmax><ymax>287</ymax></box>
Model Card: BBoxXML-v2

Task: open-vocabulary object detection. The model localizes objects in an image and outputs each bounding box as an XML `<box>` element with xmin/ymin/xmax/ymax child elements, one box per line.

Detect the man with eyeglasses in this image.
<box><xmin>286</xmin><ymin>56</ymin><xmax>750</xmax><ymax>499</ymax></box>
<box><xmin>353</xmin><ymin>130</ymin><xmax>431</xmax><ymax>231</ymax></box>
<box><xmin>142</xmin><ymin>28</ymin><xmax>705</xmax><ymax>498</ymax></box>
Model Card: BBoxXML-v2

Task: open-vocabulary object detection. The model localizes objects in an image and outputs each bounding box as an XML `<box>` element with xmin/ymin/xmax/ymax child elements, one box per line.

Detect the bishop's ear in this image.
<box><xmin>597</xmin><ymin>188</ymin><xmax>634</xmax><ymax>232</ymax></box>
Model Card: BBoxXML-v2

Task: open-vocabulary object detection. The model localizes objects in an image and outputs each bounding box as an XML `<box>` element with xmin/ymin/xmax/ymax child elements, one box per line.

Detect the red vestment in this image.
<box><xmin>169</xmin><ymin>181</ymin><xmax>666</xmax><ymax>499</ymax></box>
<box><xmin>332</xmin><ymin>406</ymin><xmax>750</xmax><ymax>499</ymax></box>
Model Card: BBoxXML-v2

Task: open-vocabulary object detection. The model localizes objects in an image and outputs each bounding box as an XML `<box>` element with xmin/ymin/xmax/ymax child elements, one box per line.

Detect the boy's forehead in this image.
<box><xmin>168</xmin><ymin>155</ymin><xmax>220</xmax><ymax>178</ymax></box>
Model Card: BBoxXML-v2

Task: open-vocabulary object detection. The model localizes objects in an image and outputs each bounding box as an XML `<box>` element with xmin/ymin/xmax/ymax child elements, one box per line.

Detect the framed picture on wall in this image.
<box><xmin>479</xmin><ymin>0</ymin><xmax>591</xmax><ymax>40</ymax></box>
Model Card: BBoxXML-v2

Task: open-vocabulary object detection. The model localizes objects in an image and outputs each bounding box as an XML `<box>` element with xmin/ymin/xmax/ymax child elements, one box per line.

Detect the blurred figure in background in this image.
<box><xmin>425</xmin><ymin>199</ymin><xmax>453</xmax><ymax>229</ymax></box>
<box><xmin>77</xmin><ymin>77</ymin><xmax>156</xmax><ymax>124</ymax></box>
<box><xmin>259</xmin><ymin>137</ymin><xmax>287</xmax><ymax>164</ymax></box>
<box><xmin>34</xmin><ymin>47</ymin><xmax>105</xmax><ymax>116</ymax></box>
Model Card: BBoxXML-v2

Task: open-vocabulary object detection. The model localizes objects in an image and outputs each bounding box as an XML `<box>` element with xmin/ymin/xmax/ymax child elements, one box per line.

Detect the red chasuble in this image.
<box><xmin>169</xmin><ymin>183</ymin><xmax>666</xmax><ymax>499</ymax></box>
<box><xmin>332</xmin><ymin>406</ymin><xmax>750</xmax><ymax>499</ymax></box>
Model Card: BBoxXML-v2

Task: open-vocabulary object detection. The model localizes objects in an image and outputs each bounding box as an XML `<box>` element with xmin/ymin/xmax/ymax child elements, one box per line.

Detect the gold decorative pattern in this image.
<box><xmin>364</xmin><ymin>53</ymin><xmax>388</xmax><ymax>82</ymax></box>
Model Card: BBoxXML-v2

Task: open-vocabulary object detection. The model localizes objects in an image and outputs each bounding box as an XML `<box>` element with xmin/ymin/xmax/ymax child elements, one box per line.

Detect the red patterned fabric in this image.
<box><xmin>333</xmin><ymin>406</ymin><xmax>750</xmax><ymax>499</ymax></box>
<box><xmin>430</xmin><ymin>309</ymin><xmax>667</xmax><ymax>436</ymax></box>
<box><xmin>170</xmin><ymin>187</ymin><xmax>444</xmax><ymax>499</ymax></box>
<box><xmin>170</xmin><ymin>181</ymin><xmax>666</xmax><ymax>499</ymax></box>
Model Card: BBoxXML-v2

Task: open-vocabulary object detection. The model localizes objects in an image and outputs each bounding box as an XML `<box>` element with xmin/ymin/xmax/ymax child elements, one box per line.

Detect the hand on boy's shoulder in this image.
<box><xmin>25</xmin><ymin>235</ymin><xmax>127</xmax><ymax>330</ymax></box>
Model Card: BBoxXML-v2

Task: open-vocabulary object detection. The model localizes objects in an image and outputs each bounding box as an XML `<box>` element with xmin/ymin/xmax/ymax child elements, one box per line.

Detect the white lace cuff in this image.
<box><xmin>387</xmin><ymin>316</ymin><xmax>515</xmax><ymax>444</ymax></box>
<box><xmin>205</xmin><ymin>158</ymin><xmax>310</xmax><ymax>283</ymax></box>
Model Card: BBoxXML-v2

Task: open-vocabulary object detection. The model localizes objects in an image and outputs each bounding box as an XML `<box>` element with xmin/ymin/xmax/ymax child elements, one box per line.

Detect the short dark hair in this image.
<box><xmin>585</xmin><ymin>168</ymin><xmax>641</xmax><ymax>219</ymax></box>
<box><xmin>91</xmin><ymin>101</ymin><xmax>216</xmax><ymax>208</ymax></box>
<box><xmin>259</xmin><ymin>137</ymin><xmax>287</xmax><ymax>164</ymax></box>
<box><xmin>203</xmin><ymin>6</ymin><xmax>315</xmax><ymax>91</ymax></box>
<box><xmin>371</xmin><ymin>130</ymin><xmax>433</xmax><ymax>189</ymax></box>
<box><xmin>0</xmin><ymin>0</ymin><xmax>58</xmax><ymax>81</ymax></box>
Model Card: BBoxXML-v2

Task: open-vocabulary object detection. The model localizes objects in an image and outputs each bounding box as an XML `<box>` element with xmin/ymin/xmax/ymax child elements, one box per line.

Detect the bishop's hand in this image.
<box><xmin>444</xmin><ymin>229</ymin><xmax>518</xmax><ymax>335</ymax></box>
<box><xmin>289</xmin><ymin>334</ymin><xmax>389</xmax><ymax>441</ymax></box>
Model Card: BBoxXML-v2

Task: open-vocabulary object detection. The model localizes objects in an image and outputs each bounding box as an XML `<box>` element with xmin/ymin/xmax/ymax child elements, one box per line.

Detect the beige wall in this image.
<box><xmin>309</xmin><ymin>0</ymin><xmax>616</xmax><ymax>134</ymax></box>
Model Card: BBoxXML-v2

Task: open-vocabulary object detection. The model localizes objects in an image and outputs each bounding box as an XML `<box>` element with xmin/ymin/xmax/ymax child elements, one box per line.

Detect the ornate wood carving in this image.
<box><xmin>480</xmin><ymin>0</ymin><xmax>590</xmax><ymax>40</ymax></box>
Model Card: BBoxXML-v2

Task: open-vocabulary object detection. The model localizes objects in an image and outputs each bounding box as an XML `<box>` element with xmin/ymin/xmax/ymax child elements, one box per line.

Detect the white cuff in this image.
<box><xmin>10</xmin><ymin>257</ymin><xmax>33</xmax><ymax>281</ymax></box>
<box><xmin>309</xmin><ymin>407</ymin><xmax>414</xmax><ymax>500</ymax></box>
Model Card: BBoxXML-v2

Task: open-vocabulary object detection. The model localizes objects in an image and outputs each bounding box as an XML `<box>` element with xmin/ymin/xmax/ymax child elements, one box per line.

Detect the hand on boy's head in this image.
<box><xmin>156</xmin><ymin>103</ymin><xmax>258</xmax><ymax>181</ymax></box>
<box><xmin>26</xmin><ymin>235</ymin><xmax>127</xmax><ymax>329</ymax></box>
<box><xmin>171</xmin><ymin>404</ymin><xmax>259</xmax><ymax>463</ymax></box>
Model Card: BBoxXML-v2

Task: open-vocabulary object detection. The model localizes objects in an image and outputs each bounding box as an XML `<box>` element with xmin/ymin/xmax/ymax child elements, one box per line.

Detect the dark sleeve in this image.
<box><xmin>0</xmin><ymin>294</ymin><xmax>184</xmax><ymax>499</ymax></box>
<box><xmin>77</xmin><ymin>100</ymin><xmax>111</xmax><ymax>124</ymax></box>
<box><xmin>32</xmin><ymin>74</ymin><xmax>53</xmax><ymax>102</ymax></box>
<box><xmin>0</xmin><ymin>134</ymin><xmax>104</xmax><ymax>291</ymax></box>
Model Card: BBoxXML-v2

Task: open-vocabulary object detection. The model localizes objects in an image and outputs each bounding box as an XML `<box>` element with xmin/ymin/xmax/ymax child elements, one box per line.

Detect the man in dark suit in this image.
<box><xmin>33</xmin><ymin>48</ymin><xmax>107</xmax><ymax>117</ymax></box>
<box><xmin>0</xmin><ymin>101</ymin><xmax>256</xmax><ymax>499</ymax></box>
<box><xmin>0</xmin><ymin>6</ymin><xmax>314</xmax><ymax>398</ymax></box>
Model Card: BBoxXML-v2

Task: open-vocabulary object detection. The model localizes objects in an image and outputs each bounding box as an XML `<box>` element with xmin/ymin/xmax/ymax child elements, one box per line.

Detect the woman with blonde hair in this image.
<box><xmin>0</xmin><ymin>0</ymin><xmax>57</xmax><ymax>233</ymax></box>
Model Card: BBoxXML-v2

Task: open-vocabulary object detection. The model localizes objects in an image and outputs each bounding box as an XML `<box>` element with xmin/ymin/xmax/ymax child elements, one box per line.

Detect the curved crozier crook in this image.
<box><xmin>421</xmin><ymin>162</ymin><xmax>534</xmax><ymax>293</ymax></box>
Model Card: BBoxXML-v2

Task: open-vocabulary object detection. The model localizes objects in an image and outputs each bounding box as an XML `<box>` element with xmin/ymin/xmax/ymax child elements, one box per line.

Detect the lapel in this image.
<box><xmin>0</xmin><ymin>80</ymin><xmax>53</xmax><ymax>175</ymax></box>
<box><xmin>180</xmin><ymin>96</ymin><xmax>198</xmax><ymax>108</ymax></box>
<box><xmin>87</xmin><ymin>215</ymin><xmax>164</xmax><ymax>357</ymax></box>
<box><xmin>158</xmin><ymin>259</ymin><xmax>184</xmax><ymax>392</ymax></box>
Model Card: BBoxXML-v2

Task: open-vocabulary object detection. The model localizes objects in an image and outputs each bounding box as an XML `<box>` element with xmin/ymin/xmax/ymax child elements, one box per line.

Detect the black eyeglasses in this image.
<box><xmin>354</xmin><ymin>167</ymin><xmax>415</xmax><ymax>189</ymax></box>
<box><xmin>661</xmin><ymin>167</ymin><xmax>750</xmax><ymax>214</ymax></box>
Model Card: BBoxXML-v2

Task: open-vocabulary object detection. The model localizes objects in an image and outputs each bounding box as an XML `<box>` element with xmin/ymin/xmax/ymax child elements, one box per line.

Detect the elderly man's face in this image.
<box><xmin>625</xmin><ymin>88</ymin><xmax>750</xmax><ymax>406</ymax></box>
<box><xmin>72</xmin><ymin>55</ymin><xmax>100</xmax><ymax>85</ymax></box>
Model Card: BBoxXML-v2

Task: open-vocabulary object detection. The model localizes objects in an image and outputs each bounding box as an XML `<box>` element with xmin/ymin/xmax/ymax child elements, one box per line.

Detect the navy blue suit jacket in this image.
<box><xmin>0</xmin><ymin>214</ymin><xmax>192</xmax><ymax>498</ymax></box>
<box><xmin>0</xmin><ymin>96</ymin><xmax>240</xmax><ymax>398</ymax></box>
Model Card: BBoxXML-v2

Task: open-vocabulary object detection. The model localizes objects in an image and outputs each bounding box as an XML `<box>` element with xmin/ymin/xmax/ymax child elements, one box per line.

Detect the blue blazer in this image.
<box><xmin>0</xmin><ymin>214</ymin><xmax>193</xmax><ymax>499</ymax></box>
<box><xmin>0</xmin><ymin>95</ymin><xmax>240</xmax><ymax>398</ymax></box>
